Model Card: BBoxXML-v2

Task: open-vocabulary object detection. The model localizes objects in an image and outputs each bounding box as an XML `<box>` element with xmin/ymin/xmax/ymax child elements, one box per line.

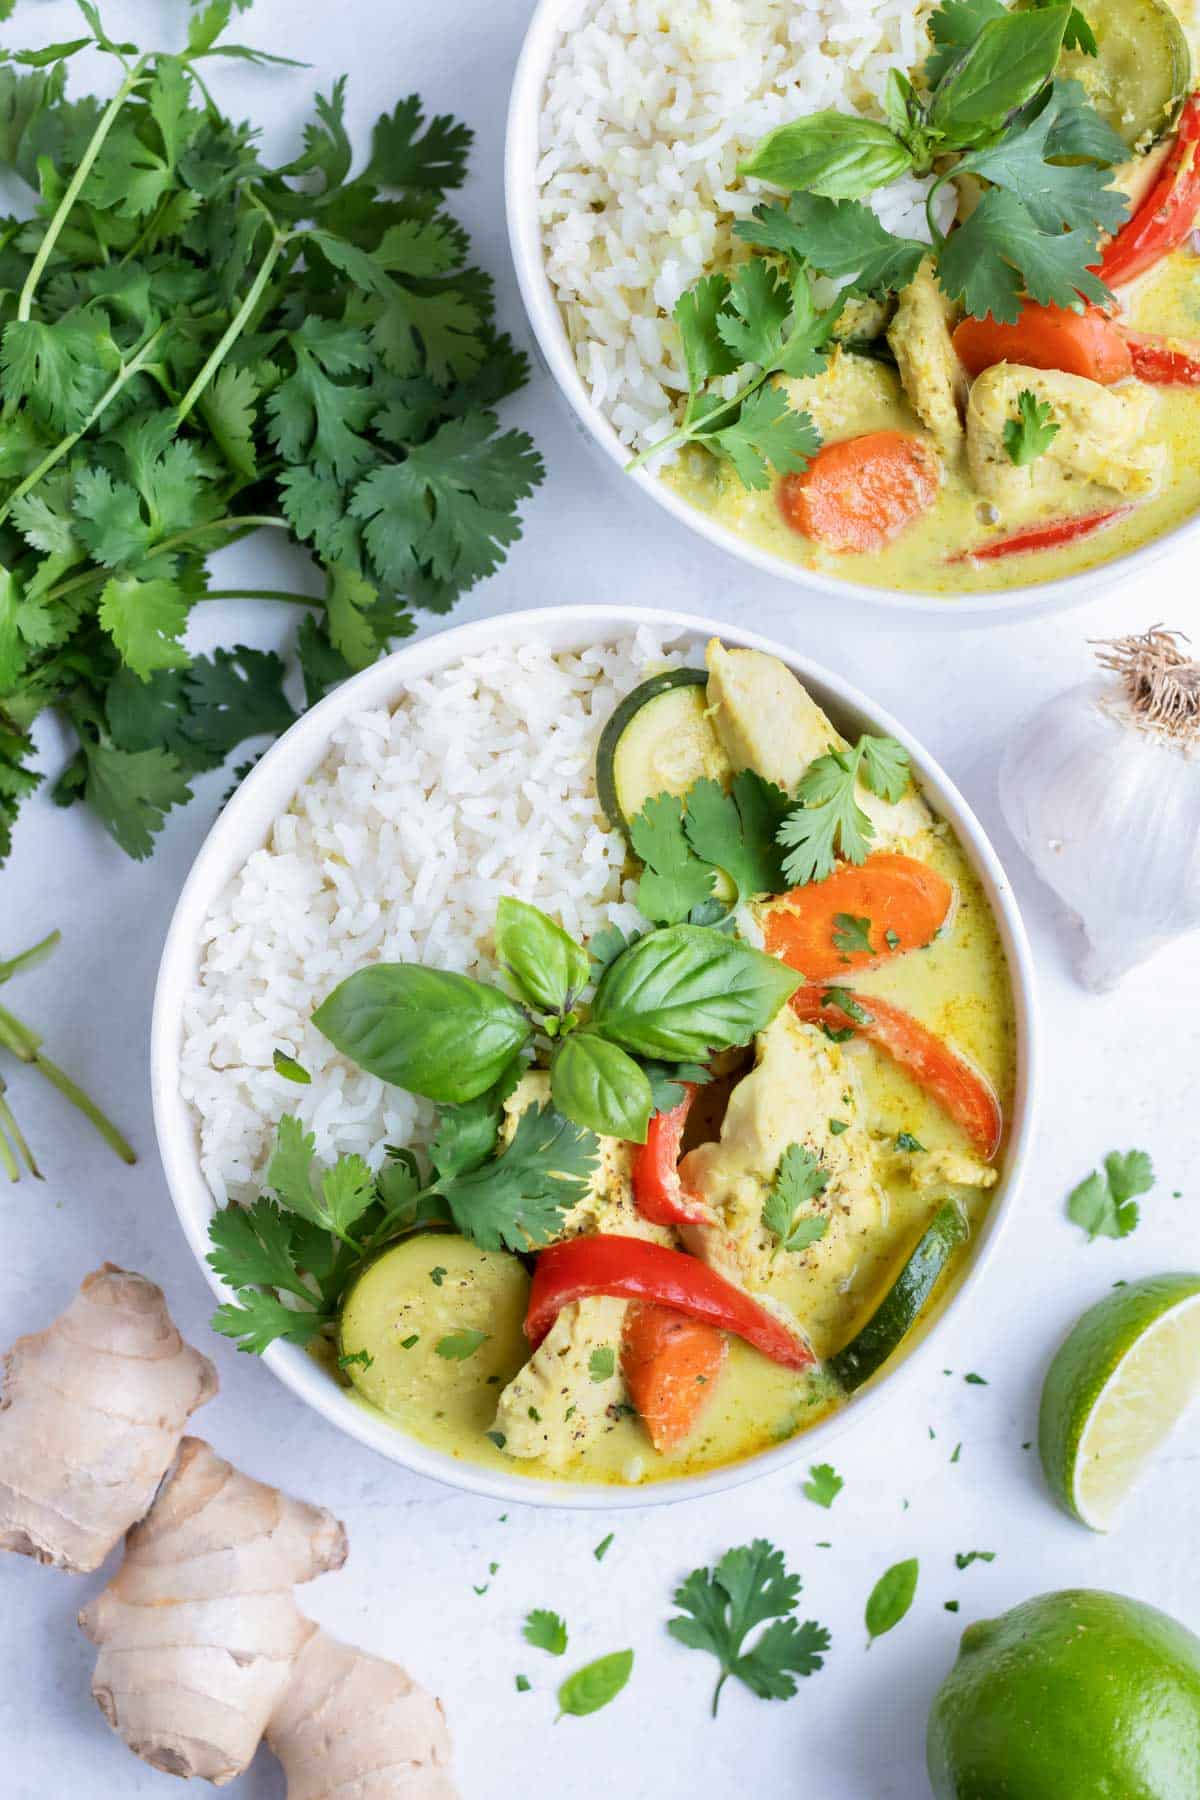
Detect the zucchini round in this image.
<box><xmin>1059</xmin><ymin>0</ymin><xmax>1191</xmax><ymax>149</ymax></box>
<box><xmin>595</xmin><ymin>668</ymin><xmax>730</xmax><ymax>838</ymax></box>
<box><xmin>339</xmin><ymin>1234</ymin><xmax>530</xmax><ymax>1418</ymax></box>
<box><xmin>828</xmin><ymin>1201</ymin><xmax>968</xmax><ymax>1392</ymax></box>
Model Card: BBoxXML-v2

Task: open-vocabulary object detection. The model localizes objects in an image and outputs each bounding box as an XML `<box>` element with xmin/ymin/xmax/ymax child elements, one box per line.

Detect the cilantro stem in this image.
<box><xmin>200</xmin><ymin>589</ymin><xmax>322</xmax><ymax>606</ymax></box>
<box><xmin>712</xmin><ymin>1671</ymin><xmax>729</xmax><ymax>1718</ymax></box>
<box><xmin>0</xmin><ymin>323</ymin><xmax>166</xmax><ymax>531</ymax></box>
<box><xmin>175</xmin><ymin>225</ymin><xmax>294</xmax><ymax>427</ymax></box>
<box><xmin>0</xmin><ymin>1109</ymin><xmax>18</xmax><ymax>1185</ymax></box>
<box><xmin>0</xmin><ymin>930</ymin><xmax>61</xmax><ymax>987</ymax></box>
<box><xmin>0</xmin><ymin>1002</ymin><xmax>135</xmax><ymax>1166</ymax></box>
<box><xmin>0</xmin><ymin>1082</ymin><xmax>41</xmax><ymax>1180</ymax></box>
<box><xmin>16</xmin><ymin>53</ymin><xmax>151</xmax><ymax>324</ymax></box>
<box><xmin>38</xmin><ymin>515</ymin><xmax>290</xmax><ymax>609</ymax></box>
<box><xmin>624</xmin><ymin>366</ymin><xmax>772</xmax><ymax>475</ymax></box>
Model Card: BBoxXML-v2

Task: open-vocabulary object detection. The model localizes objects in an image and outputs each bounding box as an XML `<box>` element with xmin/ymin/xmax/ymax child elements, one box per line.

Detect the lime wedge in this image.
<box><xmin>1038</xmin><ymin>1273</ymin><xmax>1200</xmax><ymax>1532</ymax></box>
<box><xmin>829</xmin><ymin>1201</ymin><xmax>967</xmax><ymax>1392</ymax></box>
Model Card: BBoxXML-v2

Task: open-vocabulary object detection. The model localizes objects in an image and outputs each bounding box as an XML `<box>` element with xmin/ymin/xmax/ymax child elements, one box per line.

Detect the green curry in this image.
<box><xmin>334</xmin><ymin>643</ymin><xmax>1017</xmax><ymax>1487</ymax></box>
<box><xmin>647</xmin><ymin>0</ymin><xmax>1200</xmax><ymax>596</ymax></box>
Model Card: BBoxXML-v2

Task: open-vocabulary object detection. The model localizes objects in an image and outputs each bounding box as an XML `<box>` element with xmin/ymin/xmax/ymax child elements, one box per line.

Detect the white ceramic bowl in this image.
<box><xmin>505</xmin><ymin>0</ymin><xmax>1198</xmax><ymax>623</ymax></box>
<box><xmin>153</xmin><ymin>605</ymin><xmax>1038</xmax><ymax>1507</ymax></box>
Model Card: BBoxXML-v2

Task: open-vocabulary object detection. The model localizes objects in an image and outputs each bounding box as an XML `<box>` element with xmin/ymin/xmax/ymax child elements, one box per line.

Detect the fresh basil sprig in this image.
<box><xmin>312</xmin><ymin>964</ymin><xmax>530</xmax><ymax>1104</ymax></box>
<box><xmin>740</xmin><ymin>113</ymin><xmax>915</xmax><ymax>198</ymax></box>
<box><xmin>591</xmin><ymin>924</ymin><xmax>801</xmax><ymax>1061</ymax></box>
<box><xmin>550</xmin><ymin>1032</ymin><xmax>655</xmax><ymax>1143</ymax></box>
<box><xmin>495</xmin><ymin>895</ymin><xmax>589</xmax><ymax>1018</ymax></box>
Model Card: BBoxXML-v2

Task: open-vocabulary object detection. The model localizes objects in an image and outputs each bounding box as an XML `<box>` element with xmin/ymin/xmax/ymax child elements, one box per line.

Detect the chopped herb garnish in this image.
<box><xmin>516</xmin><ymin>1674</ymin><xmax>531</xmax><ymax>1693</ymax></box>
<box><xmin>430</xmin><ymin>1267</ymin><xmax>448</xmax><ymax>1286</ymax></box>
<box><xmin>763</xmin><ymin>1143</ymin><xmax>830</xmax><ymax>1255</ymax></box>
<box><xmin>523</xmin><ymin>1610</ymin><xmax>568</xmax><ymax>1657</ymax></box>
<box><xmin>821</xmin><ymin>986</ymin><xmax>873</xmax><ymax>1024</ymax></box>
<box><xmin>1004</xmin><ymin>388</ymin><xmax>1060</xmax><ymax>468</ymax></box>
<box><xmin>829</xmin><ymin>1117</ymin><xmax>849</xmax><ymax>1136</ymax></box>
<box><xmin>401</xmin><ymin>1334</ymin><xmax>420</xmax><ymax>1350</ymax></box>
<box><xmin>832</xmin><ymin>913</ymin><xmax>874</xmax><ymax>956</ymax></box>
<box><xmin>594</xmin><ymin>1533</ymin><xmax>615</xmax><ymax>1562</ymax></box>
<box><xmin>885</xmin><ymin>929</ymin><xmax>901</xmax><ymax>951</ymax></box>
<box><xmin>486</xmin><ymin>1430</ymin><xmax>507</xmax><ymax>1451</ymax></box>
<box><xmin>589</xmin><ymin>1347</ymin><xmax>616</xmax><ymax>1382</ymax></box>
<box><xmin>964</xmin><ymin>1372</ymin><xmax>988</xmax><ymax>1385</ymax></box>
<box><xmin>950</xmin><ymin>1442</ymin><xmax>962</xmax><ymax>1464</ymax></box>
<box><xmin>802</xmin><ymin>1463</ymin><xmax>844</xmax><ymax>1509</ymax></box>
<box><xmin>955</xmin><ymin>1551</ymin><xmax>996</xmax><ymax>1569</ymax></box>
<box><xmin>435</xmin><ymin>1329</ymin><xmax>488</xmax><ymax>1360</ymax></box>
<box><xmin>338</xmin><ymin>1348</ymin><xmax>374</xmax><ymax>1372</ymax></box>
<box><xmin>821</xmin><ymin>1023</ymin><xmax>856</xmax><ymax>1045</ymax></box>
<box><xmin>895</xmin><ymin>1132</ymin><xmax>927</xmax><ymax>1153</ymax></box>
<box><xmin>1067</xmin><ymin>1149</ymin><xmax>1154</xmax><ymax>1241</ymax></box>
<box><xmin>944</xmin><ymin>1601</ymin><xmax>960</xmax><ymax>1614</ymax></box>
<box><xmin>669</xmin><ymin>1539</ymin><xmax>830</xmax><ymax>1715</ymax></box>
<box><xmin>273</xmin><ymin>1050</ymin><xmax>311</xmax><ymax>1085</ymax></box>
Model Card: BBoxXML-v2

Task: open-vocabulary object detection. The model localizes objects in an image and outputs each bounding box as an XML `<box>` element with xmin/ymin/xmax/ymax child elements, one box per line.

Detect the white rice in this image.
<box><xmin>538</xmin><ymin>0</ymin><xmax>953</xmax><ymax>454</ymax></box>
<box><xmin>181</xmin><ymin>629</ymin><xmax>695</xmax><ymax>1205</ymax></box>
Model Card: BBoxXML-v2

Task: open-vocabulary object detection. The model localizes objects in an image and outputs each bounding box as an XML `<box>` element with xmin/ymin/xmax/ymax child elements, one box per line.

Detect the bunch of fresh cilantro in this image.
<box><xmin>0</xmin><ymin>0</ymin><xmax>542</xmax><ymax>862</ymax></box>
<box><xmin>634</xmin><ymin>0</ymin><xmax>1128</xmax><ymax>481</ymax></box>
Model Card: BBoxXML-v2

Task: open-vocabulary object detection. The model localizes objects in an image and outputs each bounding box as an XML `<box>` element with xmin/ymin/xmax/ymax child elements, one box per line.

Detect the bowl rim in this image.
<box><xmin>503</xmin><ymin>0</ymin><xmax>1200</xmax><ymax>624</ymax></box>
<box><xmin>152</xmin><ymin>603</ymin><xmax>1039</xmax><ymax>1510</ymax></box>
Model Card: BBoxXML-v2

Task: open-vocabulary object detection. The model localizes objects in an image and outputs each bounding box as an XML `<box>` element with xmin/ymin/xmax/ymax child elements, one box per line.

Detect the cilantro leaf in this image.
<box><xmin>206</xmin><ymin>1195</ymin><xmax>321</xmax><ymax>1305</ymax></box>
<box><xmin>629</xmin><ymin>793</ymin><xmax>716</xmax><ymax>926</ymax></box>
<box><xmin>705</xmin><ymin>383</ymin><xmax>821</xmax><ymax>491</ymax></box>
<box><xmin>958</xmin><ymin>83</ymin><xmax>1128</xmax><ymax>237</ymax></box>
<box><xmin>523</xmin><ymin>1609</ymin><xmax>568</xmax><ymax>1656</ymax></box>
<box><xmin>681</xmin><ymin>771</ymin><xmax>791</xmax><ymax>902</ymax></box>
<box><xmin>266</xmin><ymin>1113</ymin><xmax>376</xmax><ymax>1240</ymax></box>
<box><xmin>589</xmin><ymin>1346</ymin><xmax>616</xmax><ymax>1381</ymax></box>
<box><xmin>669</xmin><ymin>1539</ymin><xmax>830</xmax><ymax>1715</ymax></box>
<box><xmin>937</xmin><ymin>188</ymin><xmax>1111</xmax><ymax>324</ymax></box>
<box><xmin>776</xmin><ymin>733</ymin><xmax>910</xmax><ymax>888</ymax></box>
<box><xmin>429</xmin><ymin>1057</ymin><xmax>523</xmax><ymax>1182</ymax></box>
<box><xmin>802</xmin><ymin>1463</ymin><xmax>844</xmax><ymax>1508</ymax></box>
<box><xmin>675</xmin><ymin>274</ymin><xmax>739</xmax><ymax>397</ymax></box>
<box><xmin>1066</xmin><ymin>1148</ymin><xmax>1154</xmax><ymax>1240</ymax></box>
<box><xmin>366</xmin><ymin>94</ymin><xmax>472</xmax><ymax>194</ymax></box>
<box><xmin>762</xmin><ymin>1143</ymin><xmax>830</xmax><ymax>1255</ymax></box>
<box><xmin>954</xmin><ymin>1550</ymin><xmax>996</xmax><ymax>1569</ymax></box>
<box><xmin>435</xmin><ymin>1328</ymin><xmax>488</xmax><ymax>1360</ymax></box>
<box><xmin>1004</xmin><ymin>389</ymin><xmax>1060</xmax><ymax>468</ymax></box>
<box><xmin>832</xmin><ymin>913</ymin><xmax>873</xmax><ymax>956</ymax></box>
<box><xmin>737</xmin><ymin>196</ymin><xmax>925</xmax><ymax>298</ymax></box>
<box><xmin>434</xmin><ymin>1102</ymin><xmax>599</xmax><ymax>1252</ymax></box>
<box><xmin>97</xmin><ymin>575</ymin><xmax>191</xmax><ymax>680</ymax></box>
<box><xmin>211</xmin><ymin>1289</ymin><xmax>329</xmax><ymax>1355</ymax></box>
<box><xmin>81</xmin><ymin>741</ymin><xmax>192</xmax><ymax>860</ymax></box>
<box><xmin>716</xmin><ymin>260</ymin><xmax>794</xmax><ymax>368</ymax></box>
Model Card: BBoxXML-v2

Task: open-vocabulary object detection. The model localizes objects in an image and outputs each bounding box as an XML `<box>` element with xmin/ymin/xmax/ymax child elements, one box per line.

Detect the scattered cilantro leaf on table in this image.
<box><xmin>802</xmin><ymin>1463</ymin><xmax>844</xmax><ymax>1508</ymax></box>
<box><xmin>954</xmin><ymin>1550</ymin><xmax>996</xmax><ymax>1569</ymax></box>
<box><xmin>668</xmin><ymin>1539</ymin><xmax>831</xmax><ymax>1715</ymax></box>
<box><xmin>524</xmin><ymin>1609</ymin><xmax>568</xmax><ymax>1656</ymax></box>
<box><xmin>0</xmin><ymin>1</ymin><xmax>541</xmax><ymax>864</ymax></box>
<box><xmin>630</xmin><ymin>793</ymin><xmax>716</xmax><ymax>926</ymax></box>
<box><xmin>763</xmin><ymin>1144</ymin><xmax>830</xmax><ymax>1255</ymax></box>
<box><xmin>1067</xmin><ymin>1148</ymin><xmax>1154</xmax><ymax>1240</ymax></box>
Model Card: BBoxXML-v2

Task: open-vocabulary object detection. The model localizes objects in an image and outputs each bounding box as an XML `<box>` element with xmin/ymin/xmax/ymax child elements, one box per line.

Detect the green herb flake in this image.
<box><xmin>557</xmin><ymin>1650</ymin><xmax>634</xmax><ymax>1719</ymax></box>
<box><xmin>829</xmin><ymin>1117</ymin><xmax>849</xmax><ymax>1136</ymax></box>
<box><xmin>1003</xmin><ymin>388</ymin><xmax>1060</xmax><ymax>468</ymax></box>
<box><xmin>401</xmin><ymin>1334</ymin><xmax>420</xmax><ymax>1350</ymax></box>
<box><xmin>516</xmin><ymin>1674</ymin><xmax>531</xmax><ymax>1693</ymax></box>
<box><xmin>895</xmin><ymin>1131</ymin><xmax>927</xmax><ymax>1153</ymax></box>
<box><xmin>865</xmin><ymin>1558</ymin><xmax>919</xmax><ymax>1644</ymax></box>
<box><xmin>594</xmin><ymin>1533</ymin><xmax>615</xmax><ymax>1562</ymax></box>
<box><xmin>523</xmin><ymin>1609</ymin><xmax>568</xmax><ymax>1657</ymax></box>
<box><xmin>338</xmin><ymin>1348</ymin><xmax>374</xmax><ymax>1372</ymax></box>
<box><xmin>802</xmin><ymin>1463</ymin><xmax>844</xmax><ymax>1509</ymax></box>
<box><xmin>589</xmin><ymin>1347</ymin><xmax>617</xmax><ymax>1383</ymax></box>
<box><xmin>273</xmin><ymin>1049</ymin><xmax>312</xmax><ymax>1085</ymax></box>
<box><xmin>955</xmin><ymin>1551</ymin><xmax>996</xmax><ymax>1570</ymax></box>
<box><xmin>832</xmin><ymin>913</ymin><xmax>873</xmax><ymax>956</ymax></box>
<box><xmin>486</xmin><ymin>1431</ymin><xmax>507</xmax><ymax>1450</ymax></box>
<box><xmin>435</xmin><ymin>1329</ymin><xmax>489</xmax><ymax>1361</ymax></box>
<box><xmin>430</xmin><ymin>1266</ymin><xmax>448</xmax><ymax>1287</ymax></box>
<box><xmin>950</xmin><ymin>1442</ymin><xmax>962</xmax><ymax>1464</ymax></box>
<box><xmin>964</xmin><ymin>1372</ymin><xmax>988</xmax><ymax>1385</ymax></box>
<box><xmin>944</xmin><ymin>1600</ymin><xmax>960</xmax><ymax>1614</ymax></box>
<box><xmin>763</xmin><ymin>1143</ymin><xmax>830</xmax><ymax>1255</ymax></box>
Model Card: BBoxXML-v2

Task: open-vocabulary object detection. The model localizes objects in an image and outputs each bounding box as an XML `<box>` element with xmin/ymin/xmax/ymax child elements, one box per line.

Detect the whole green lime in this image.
<box><xmin>927</xmin><ymin>1590</ymin><xmax>1200</xmax><ymax>1799</ymax></box>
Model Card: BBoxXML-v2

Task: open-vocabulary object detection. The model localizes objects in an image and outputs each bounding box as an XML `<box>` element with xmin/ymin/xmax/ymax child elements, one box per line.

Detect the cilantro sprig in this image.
<box><xmin>1066</xmin><ymin>1148</ymin><xmax>1154</xmax><ymax>1241</ymax></box>
<box><xmin>776</xmin><ymin>733</ymin><xmax>911</xmax><ymax>886</ymax></box>
<box><xmin>668</xmin><ymin>1539</ymin><xmax>831</xmax><ymax>1715</ymax></box>
<box><xmin>629</xmin><ymin>770</ymin><xmax>791</xmax><ymax>924</ymax></box>
<box><xmin>0</xmin><ymin>1</ymin><xmax>541</xmax><ymax>864</ymax></box>
<box><xmin>762</xmin><ymin>1143</ymin><xmax>830</xmax><ymax>1255</ymax></box>
<box><xmin>1004</xmin><ymin>389</ymin><xmax>1060</xmax><ymax>468</ymax></box>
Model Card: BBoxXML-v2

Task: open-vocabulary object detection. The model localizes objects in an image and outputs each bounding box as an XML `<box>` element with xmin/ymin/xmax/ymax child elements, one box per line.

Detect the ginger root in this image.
<box><xmin>0</xmin><ymin>1263</ymin><xmax>216</xmax><ymax>1571</ymax></box>
<box><xmin>267</xmin><ymin>1629</ymin><xmax>458</xmax><ymax>1799</ymax></box>
<box><xmin>79</xmin><ymin>1437</ymin><xmax>347</xmax><ymax>1785</ymax></box>
<box><xmin>2</xmin><ymin>1265</ymin><xmax>456</xmax><ymax>1795</ymax></box>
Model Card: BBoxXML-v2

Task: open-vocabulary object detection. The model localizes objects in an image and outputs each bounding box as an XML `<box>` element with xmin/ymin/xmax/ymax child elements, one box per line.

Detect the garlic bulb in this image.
<box><xmin>999</xmin><ymin>627</ymin><xmax>1200</xmax><ymax>991</ymax></box>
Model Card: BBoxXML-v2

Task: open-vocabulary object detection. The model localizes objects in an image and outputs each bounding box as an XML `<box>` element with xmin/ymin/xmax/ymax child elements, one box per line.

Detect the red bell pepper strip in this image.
<box><xmin>1124</xmin><ymin>329</ymin><xmax>1200</xmax><ymax>385</ymax></box>
<box><xmin>950</xmin><ymin>506</ymin><xmax>1131</xmax><ymax>563</ymax></box>
<box><xmin>526</xmin><ymin>1235</ymin><xmax>815</xmax><ymax>1371</ymax></box>
<box><xmin>791</xmin><ymin>986</ymin><xmax>1002</xmax><ymax>1160</ymax></box>
<box><xmin>1099</xmin><ymin>94</ymin><xmax>1200</xmax><ymax>289</ymax></box>
<box><xmin>631</xmin><ymin>1085</ymin><xmax>712</xmax><ymax>1227</ymax></box>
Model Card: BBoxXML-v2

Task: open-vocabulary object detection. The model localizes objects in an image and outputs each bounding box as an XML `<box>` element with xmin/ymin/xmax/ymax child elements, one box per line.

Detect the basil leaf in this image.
<box><xmin>557</xmin><ymin>1649</ymin><xmax>634</xmax><ymax>1718</ymax></box>
<box><xmin>930</xmin><ymin>7</ymin><xmax>1071</xmax><ymax>145</ymax></box>
<box><xmin>495</xmin><ymin>896</ymin><xmax>589</xmax><ymax>1015</ymax></box>
<box><xmin>550</xmin><ymin>1032</ymin><xmax>654</xmax><ymax>1143</ymax></box>
<box><xmin>740</xmin><ymin>113</ymin><xmax>913</xmax><ymax>199</ymax></box>
<box><xmin>592</xmin><ymin>924</ymin><xmax>801</xmax><ymax>1061</ymax></box>
<box><xmin>313</xmin><ymin>965</ymin><xmax>531</xmax><ymax>1104</ymax></box>
<box><xmin>865</xmin><ymin>1558</ymin><xmax>919</xmax><ymax>1643</ymax></box>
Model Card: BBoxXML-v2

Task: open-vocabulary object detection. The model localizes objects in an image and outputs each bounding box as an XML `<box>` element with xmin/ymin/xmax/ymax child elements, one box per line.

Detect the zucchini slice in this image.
<box><xmin>339</xmin><ymin>1234</ymin><xmax>530</xmax><ymax>1419</ymax></box>
<box><xmin>596</xmin><ymin>668</ymin><xmax>731</xmax><ymax>838</ymax></box>
<box><xmin>1059</xmin><ymin>0</ymin><xmax>1191</xmax><ymax>149</ymax></box>
<box><xmin>828</xmin><ymin>1201</ymin><xmax>968</xmax><ymax>1393</ymax></box>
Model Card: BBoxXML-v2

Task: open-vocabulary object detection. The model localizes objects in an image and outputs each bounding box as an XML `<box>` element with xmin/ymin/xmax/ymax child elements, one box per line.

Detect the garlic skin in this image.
<box><xmin>999</xmin><ymin>633</ymin><xmax>1200</xmax><ymax>991</ymax></box>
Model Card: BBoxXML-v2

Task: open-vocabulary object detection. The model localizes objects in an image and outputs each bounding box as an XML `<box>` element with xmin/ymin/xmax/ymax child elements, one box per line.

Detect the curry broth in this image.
<box><xmin>340</xmin><ymin>824</ymin><xmax>1016</xmax><ymax>1487</ymax></box>
<box><xmin>660</xmin><ymin>247</ymin><xmax>1200</xmax><ymax>599</ymax></box>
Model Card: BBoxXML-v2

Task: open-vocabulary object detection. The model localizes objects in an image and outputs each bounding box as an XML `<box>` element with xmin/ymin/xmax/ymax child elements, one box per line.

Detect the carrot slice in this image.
<box><xmin>791</xmin><ymin>986</ymin><xmax>1002</xmax><ymax>1160</ymax></box>
<box><xmin>1124</xmin><ymin>330</ymin><xmax>1200</xmax><ymax>386</ymax></box>
<box><xmin>779</xmin><ymin>431</ymin><xmax>940</xmax><ymax>552</ymax></box>
<box><xmin>621</xmin><ymin>1302</ymin><xmax>728</xmax><ymax>1453</ymax></box>
<box><xmin>762</xmin><ymin>853</ymin><xmax>955</xmax><ymax>982</ymax></box>
<box><xmin>952</xmin><ymin>304</ymin><xmax>1132</xmax><ymax>385</ymax></box>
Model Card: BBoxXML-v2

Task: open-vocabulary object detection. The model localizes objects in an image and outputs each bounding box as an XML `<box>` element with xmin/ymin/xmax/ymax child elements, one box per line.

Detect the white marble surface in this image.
<box><xmin>2</xmin><ymin>2</ymin><xmax>1199</xmax><ymax>1796</ymax></box>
